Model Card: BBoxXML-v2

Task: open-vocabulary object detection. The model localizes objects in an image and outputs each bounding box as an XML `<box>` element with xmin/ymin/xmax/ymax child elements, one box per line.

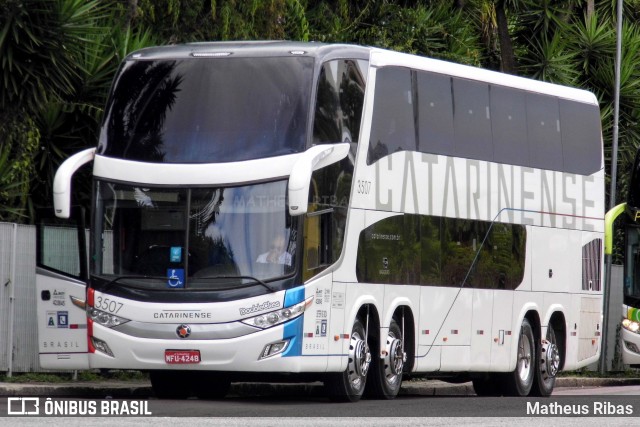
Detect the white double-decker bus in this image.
<box><xmin>36</xmin><ymin>41</ymin><xmax>604</xmax><ymax>401</ymax></box>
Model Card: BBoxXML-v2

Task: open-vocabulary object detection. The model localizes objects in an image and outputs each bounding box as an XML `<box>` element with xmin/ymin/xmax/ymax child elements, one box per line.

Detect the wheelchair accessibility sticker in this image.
<box><xmin>167</xmin><ymin>269</ymin><xmax>185</xmax><ymax>288</ymax></box>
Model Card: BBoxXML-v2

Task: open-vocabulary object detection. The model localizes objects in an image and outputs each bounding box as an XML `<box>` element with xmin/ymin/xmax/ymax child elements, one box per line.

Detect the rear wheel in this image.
<box><xmin>325</xmin><ymin>318</ymin><xmax>371</xmax><ymax>402</ymax></box>
<box><xmin>502</xmin><ymin>318</ymin><xmax>535</xmax><ymax>396</ymax></box>
<box><xmin>530</xmin><ymin>324</ymin><xmax>560</xmax><ymax>397</ymax></box>
<box><xmin>367</xmin><ymin>319</ymin><xmax>405</xmax><ymax>399</ymax></box>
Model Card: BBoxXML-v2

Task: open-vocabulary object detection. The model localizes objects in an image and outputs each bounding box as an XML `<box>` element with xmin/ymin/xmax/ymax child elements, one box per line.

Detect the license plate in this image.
<box><xmin>165</xmin><ymin>350</ymin><xmax>201</xmax><ymax>364</ymax></box>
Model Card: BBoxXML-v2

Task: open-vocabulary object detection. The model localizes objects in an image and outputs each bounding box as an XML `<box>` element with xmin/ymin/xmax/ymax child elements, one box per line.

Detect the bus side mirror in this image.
<box><xmin>288</xmin><ymin>143</ymin><xmax>350</xmax><ymax>216</ymax></box>
<box><xmin>53</xmin><ymin>148</ymin><xmax>96</xmax><ymax>218</ymax></box>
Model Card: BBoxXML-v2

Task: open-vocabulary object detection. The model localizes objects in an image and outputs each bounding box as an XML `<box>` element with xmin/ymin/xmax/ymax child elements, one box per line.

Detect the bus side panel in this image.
<box><xmin>437</xmin><ymin>288</ymin><xmax>472</xmax><ymax>372</ymax></box>
<box><xmin>300</xmin><ymin>275</ymin><xmax>333</xmax><ymax>371</ymax></box>
<box><xmin>326</xmin><ymin>281</ymin><xmax>347</xmax><ymax>372</ymax></box>
<box><xmin>490</xmin><ymin>290</ymin><xmax>514</xmax><ymax>370</ymax></box>
<box><xmin>470</xmin><ymin>289</ymin><xmax>494</xmax><ymax>370</ymax></box>
<box><xmin>415</xmin><ymin>345</ymin><xmax>441</xmax><ymax>372</ymax></box>
<box><xmin>563</xmin><ymin>294</ymin><xmax>602</xmax><ymax>370</ymax></box>
<box><xmin>530</xmin><ymin>227</ymin><xmax>581</xmax><ymax>293</ymax></box>
<box><xmin>418</xmin><ymin>287</ymin><xmax>459</xmax><ymax>348</ymax></box>
<box><xmin>36</xmin><ymin>270</ymin><xmax>89</xmax><ymax>369</ymax></box>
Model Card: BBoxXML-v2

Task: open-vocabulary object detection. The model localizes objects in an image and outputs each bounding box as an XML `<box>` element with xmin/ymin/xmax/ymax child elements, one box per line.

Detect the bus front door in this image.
<box><xmin>35</xmin><ymin>207</ymin><xmax>89</xmax><ymax>370</ymax></box>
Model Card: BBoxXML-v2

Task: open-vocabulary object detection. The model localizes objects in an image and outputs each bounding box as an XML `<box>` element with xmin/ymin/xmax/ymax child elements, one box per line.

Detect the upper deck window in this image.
<box><xmin>98</xmin><ymin>56</ymin><xmax>314</xmax><ymax>163</ymax></box>
<box><xmin>367</xmin><ymin>66</ymin><xmax>602</xmax><ymax>175</ymax></box>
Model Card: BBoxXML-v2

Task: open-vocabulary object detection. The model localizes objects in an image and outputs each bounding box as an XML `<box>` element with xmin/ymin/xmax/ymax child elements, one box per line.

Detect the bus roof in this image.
<box><xmin>125</xmin><ymin>41</ymin><xmax>371</xmax><ymax>62</ymax></box>
<box><xmin>125</xmin><ymin>41</ymin><xmax>597</xmax><ymax>106</ymax></box>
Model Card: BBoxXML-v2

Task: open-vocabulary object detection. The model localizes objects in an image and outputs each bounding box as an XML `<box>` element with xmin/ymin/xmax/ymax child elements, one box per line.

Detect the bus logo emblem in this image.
<box><xmin>176</xmin><ymin>324</ymin><xmax>191</xmax><ymax>339</ymax></box>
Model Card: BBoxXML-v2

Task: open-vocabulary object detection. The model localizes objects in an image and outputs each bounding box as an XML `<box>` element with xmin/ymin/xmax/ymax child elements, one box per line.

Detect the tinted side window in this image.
<box><xmin>560</xmin><ymin>100</ymin><xmax>602</xmax><ymax>174</ymax></box>
<box><xmin>527</xmin><ymin>93</ymin><xmax>563</xmax><ymax>171</ymax></box>
<box><xmin>417</xmin><ymin>71</ymin><xmax>455</xmax><ymax>156</ymax></box>
<box><xmin>356</xmin><ymin>214</ymin><xmax>526</xmax><ymax>289</ymax></box>
<box><xmin>356</xmin><ymin>214</ymin><xmax>421</xmax><ymax>284</ymax></box>
<box><xmin>313</xmin><ymin>60</ymin><xmax>366</xmax><ymax>145</ymax></box>
<box><xmin>304</xmin><ymin>158</ymin><xmax>354</xmax><ymax>281</ymax></box>
<box><xmin>491</xmin><ymin>85</ymin><xmax>529</xmax><ymax>166</ymax></box>
<box><xmin>37</xmin><ymin>208</ymin><xmax>88</xmax><ymax>280</ymax></box>
<box><xmin>368</xmin><ymin>67</ymin><xmax>416</xmax><ymax>164</ymax></box>
<box><xmin>453</xmin><ymin>79</ymin><xmax>493</xmax><ymax>161</ymax></box>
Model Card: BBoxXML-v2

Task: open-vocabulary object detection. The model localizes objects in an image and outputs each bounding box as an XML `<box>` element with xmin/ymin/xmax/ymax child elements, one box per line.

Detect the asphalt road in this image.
<box><xmin>2</xmin><ymin>385</ymin><xmax>640</xmax><ymax>424</ymax></box>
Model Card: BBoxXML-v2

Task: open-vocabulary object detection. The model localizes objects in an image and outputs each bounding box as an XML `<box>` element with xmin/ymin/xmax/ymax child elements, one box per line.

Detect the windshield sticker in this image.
<box><xmin>170</xmin><ymin>247</ymin><xmax>182</xmax><ymax>263</ymax></box>
<box><xmin>167</xmin><ymin>268</ymin><xmax>185</xmax><ymax>288</ymax></box>
<box><xmin>57</xmin><ymin>311</ymin><xmax>69</xmax><ymax>328</ymax></box>
<box><xmin>46</xmin><ymin>311</ymin><xmax>57</xmax><ymax>328</ymax></box>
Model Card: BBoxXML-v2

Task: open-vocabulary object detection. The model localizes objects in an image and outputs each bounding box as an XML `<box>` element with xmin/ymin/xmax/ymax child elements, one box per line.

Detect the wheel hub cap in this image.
<box><xmin>388</xmin><ymin>338</ymin><xmax>405</xmax><ymax>376</ymax></box>
<box><xmin>352</xmin><ymin>336</ymin><xmax>371</xmax><ymax>378</ymax></box>
<box><xmin>541</xmin><ymin>339</ymin><xmax>560</xmax><ymax>378</ymax></box>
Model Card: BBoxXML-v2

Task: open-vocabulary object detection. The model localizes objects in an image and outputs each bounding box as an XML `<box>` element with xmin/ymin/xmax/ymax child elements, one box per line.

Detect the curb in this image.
<box><xmin>1</xmin><ymin>377</ymin><xmax>638</xmax><ymax>398</ymax></box>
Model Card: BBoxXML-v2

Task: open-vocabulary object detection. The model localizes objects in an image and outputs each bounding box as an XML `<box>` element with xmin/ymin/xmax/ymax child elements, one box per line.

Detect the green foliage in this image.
<box><xmin>136</xmin><ymin>0</ymin><xmax>287</xmax><ymax>42</ymax></box>
<box><xmin>0</xmin><ymin>0</ymin><xmax>107</xmax><ymax>111</ymax></box>
<box><xmin>2</xmin><ymin>0</ymin><xmax>640</xmax><ymax>230</ymax></box>
<box><xmin>0</xmin><ymin>112</ymin><xmax>39</xmax><ymax>222</ymax></box>
<box><xmin>307</xmin><ymin>1</ymin><xmax>482</xmax><ymax>65</ymax></box>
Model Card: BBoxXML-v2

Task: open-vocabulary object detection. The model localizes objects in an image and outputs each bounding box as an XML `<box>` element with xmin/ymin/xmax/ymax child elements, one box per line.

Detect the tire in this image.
<box><xmin>502</xmin><ymin>318</ymin><xmax>535</xmax><ymax>396</ymax></box>
<box><xmin>192</xmin><ymin>372</ymin><xmax>231</xmax><ymax>400</ymax></box>
<box><xmin>472</xmin><ymin>374</ymin><xmax>503</xmax><ymax>396</ymax></box>
<box><xmin>150</xmin><ymin>370</ymin><xmax>191</xmax><ymax>399</ymax></box>
<box><xmin>325</xmin><ymin>318</ymin><xmax>371</xmax><ymax>402</ymax></box>
<box><xmin>367</xmin><ymin>319</ymin><xmax>405</xmax><ymax>399</ymax></box>
<box><xmin>530</xmin><ymin>324</ymin><xmax>561</xmax><ymax>397</ymax></box>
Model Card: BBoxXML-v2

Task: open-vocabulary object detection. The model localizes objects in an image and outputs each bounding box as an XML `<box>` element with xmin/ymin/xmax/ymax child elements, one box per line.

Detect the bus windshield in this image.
<box><xmin>98</xmin><ymin>56</ymin><xmax>314</xmax><ymax>163</ymax></box>
<box><xmin>91</xmin><ymin>180</ymin><xmax>296</xmax><ymax>290</ymax></box>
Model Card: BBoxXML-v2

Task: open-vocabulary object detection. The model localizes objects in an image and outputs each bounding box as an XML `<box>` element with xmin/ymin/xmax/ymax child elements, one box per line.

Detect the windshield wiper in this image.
<box><xmin>93</xmin><ymin>275</ymin><xmax>168</xmax><ymax>292</ymax></box>
<box><xmin>194</xmin><ymin>275</ymin><xmax>277</xmax><ymax>293</ymax></box>
<box><xmin>92</xmin><ymin>274</ymin><xmax>278</xmax><ymax>293</ymax></box>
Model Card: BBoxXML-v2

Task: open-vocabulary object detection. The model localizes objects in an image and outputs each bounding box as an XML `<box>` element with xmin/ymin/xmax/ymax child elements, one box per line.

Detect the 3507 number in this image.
<box><xmin>94</xmin><ymin>296</ymin><xmax>123</xmax><ymax>314</ymax></box>
<box><xmin>357</xmin><ymin>180</ymin><xmax>371</xmax><ymax>194</ymax></box>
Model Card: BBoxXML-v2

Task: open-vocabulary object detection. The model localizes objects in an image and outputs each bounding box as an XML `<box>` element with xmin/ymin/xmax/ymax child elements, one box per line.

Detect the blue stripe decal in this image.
<box><xmin>282</xmin><ymin>286</ymin><xmax>304</xmax><ymax>357</ymax></box>
<box><xmin>282</xmin><ymin>316</ymin><xmax>303</xmax><ymax>357</ymax></box>
<box><xmin>284</xmin><ymin>285</ymin><xmax>305</xmax><ymax>307</ymax></box>
<box><xmin>281</xmin><ymin>286</ymin><xmax>306</xmax><ymax>357</ymax></box>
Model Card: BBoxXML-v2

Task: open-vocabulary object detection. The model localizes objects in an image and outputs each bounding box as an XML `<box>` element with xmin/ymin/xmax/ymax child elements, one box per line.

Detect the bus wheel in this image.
<box><xmin>502</xmin><ymin>318</ymin><xmax>535</xmax><ymax>396</ymax></box>
<box><xmin>531</xmin><ymin>325</ymin><xmax>560</xmax><ymax>397</ymax></box>
<box><xmin>367</xmin><ymin>319</ymin><xmax>405</xmax><ymax>399</ymax></box>
<box><xmin>149</xmin><ymin>370</ymin><xmax>191</xmax><ymax>399</ymax></box>
<box><xmin>325</xmin><ymin>317</ymin><xmax>371</xmax><ymax>402</ymax></box>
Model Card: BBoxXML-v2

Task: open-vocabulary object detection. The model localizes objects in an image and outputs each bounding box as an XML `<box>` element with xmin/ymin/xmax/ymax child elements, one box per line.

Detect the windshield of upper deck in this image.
<box><xmin>98</xmin><ymin>56</ymin><xmax>314</xmax><ymax>163</ymax></box>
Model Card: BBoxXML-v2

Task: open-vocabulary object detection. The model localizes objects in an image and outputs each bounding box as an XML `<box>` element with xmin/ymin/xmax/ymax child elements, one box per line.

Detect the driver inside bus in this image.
<box><xmin>256</xmin><ymin>235</ymin><xmax>292</xmax><ymax>266</ymax></box>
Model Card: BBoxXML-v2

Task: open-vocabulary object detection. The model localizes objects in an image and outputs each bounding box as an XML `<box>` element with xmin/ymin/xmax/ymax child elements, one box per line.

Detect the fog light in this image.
<box><xmin>622</xmin><ymin>318</ymin><xmax>640</xmax><ymax>333</ymax></box>
<box><xmin>624</xmin><ymin>340</ymin><xmax>640</xmax><ymax>354</ymax></box>
<box><xmin>91</xmin><ymin>337</ymin><xmax>114</xmax><ymax>357</ymax></box>
<box><xmin>259</xmin><ymin>340</ymin><xmax>289</xmax><ymax>360</ymax></box>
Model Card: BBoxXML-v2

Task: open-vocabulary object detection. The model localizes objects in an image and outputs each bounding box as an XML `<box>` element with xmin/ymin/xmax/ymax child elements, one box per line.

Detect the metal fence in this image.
<box><xmin>0</xmin><ymin>223</ymin><xmax>39</xmax><ymax>373</ymax></box>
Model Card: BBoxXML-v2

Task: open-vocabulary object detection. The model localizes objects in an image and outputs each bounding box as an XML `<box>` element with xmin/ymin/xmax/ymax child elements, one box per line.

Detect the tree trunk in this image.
<box><xmin>586</xmin><ymin>0</ymin><xmax>595</xmax><ymax>21</ymax></box>
<box><xmin>124</xmin><ymin>0</ymin><xmax>139</xmax><ymax>29</ymax></box>
<box><xmin>496</xmin><ymin>0</ymin><xmax>516</xmax><ymax>74</ymax></box>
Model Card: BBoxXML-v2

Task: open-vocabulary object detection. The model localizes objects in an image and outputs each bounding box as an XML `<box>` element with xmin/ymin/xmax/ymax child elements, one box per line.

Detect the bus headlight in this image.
<box><xmin>622</xmin><ymin>318</ymin><xmax>640</xmax><ymax>333</ymax></box>
<box><xmin>87</xmin><ymin>307</ymin><xmax>130</xmax><ymax>328</ymax></box>
<box><xmin>241</xmin><ymin>296</ymin><xmax>313</xmax><ymax>329</ymax></box>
